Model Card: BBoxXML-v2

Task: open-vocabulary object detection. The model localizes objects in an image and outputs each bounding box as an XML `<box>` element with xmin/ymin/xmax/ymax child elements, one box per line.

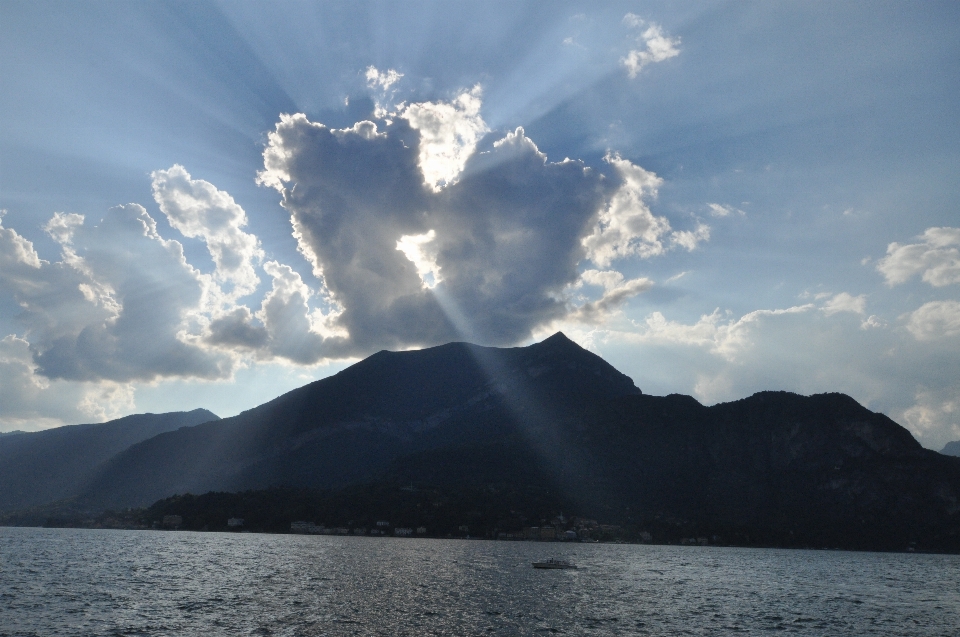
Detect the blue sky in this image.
<box><xmin>2</xmin><ymin>1</ymin><xmax>959</xmax><ymax>448</ymax></box>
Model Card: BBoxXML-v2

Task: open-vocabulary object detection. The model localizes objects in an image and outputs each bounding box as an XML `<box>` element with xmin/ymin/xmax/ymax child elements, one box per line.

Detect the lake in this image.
<box><xmin>1</xmin><ymin>527</ymin><xmax>958</xmax><ymax>636</ymax></box>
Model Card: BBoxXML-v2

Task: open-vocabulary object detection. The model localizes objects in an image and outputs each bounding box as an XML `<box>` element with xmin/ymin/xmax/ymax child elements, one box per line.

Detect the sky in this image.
<box><xmin>1</xmin><ymin>1</ymin><xmax>959</xmax><ymax>449</ymax></box>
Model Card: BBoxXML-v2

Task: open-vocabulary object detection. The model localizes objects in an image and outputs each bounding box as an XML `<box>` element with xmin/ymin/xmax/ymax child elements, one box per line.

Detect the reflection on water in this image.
<box><xmin>1</xmin><ymin>527</ymin><xmax>958</xmax><ymax>636</ymax></box>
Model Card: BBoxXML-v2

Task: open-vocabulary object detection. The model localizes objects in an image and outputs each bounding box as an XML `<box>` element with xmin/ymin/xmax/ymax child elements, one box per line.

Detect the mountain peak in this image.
<box><xmin>531</xmin><ymin>331</ymin><xmax>586</xmax><ymax>355</ymax></box>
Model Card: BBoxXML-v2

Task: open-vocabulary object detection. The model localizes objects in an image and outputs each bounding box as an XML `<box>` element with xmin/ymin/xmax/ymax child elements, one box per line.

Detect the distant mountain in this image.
<box><xmin>942</xmin><ymin>441</ymin><xmax>960</xmax><ymax>457</ymax></box>
<box><xmin>0</xmin><ymin>409</ymin><xmax>219</xmax><ymax>513</ymax></box>
<box><xmin>66</xmin><ymin>332</ymin><xmax>960</xmax><ymax>551</ymax></box>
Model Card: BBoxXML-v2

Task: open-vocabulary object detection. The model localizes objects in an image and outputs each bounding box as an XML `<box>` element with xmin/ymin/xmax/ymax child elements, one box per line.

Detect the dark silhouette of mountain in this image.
<box><xmin>80</xmin><ymin>333</ymin><xmax>638</xmax><ymax>506</ymax></box>
<box><xmin>0</xmin><ymin>409</ymin><xmax>218</xmax><ymax>513</ymax></box>
<box><xmin>59</xmin><ymin>333</ymin><xmax>960</xmax><ymax>550</ymax></box>
<box><xmin>941</xmin><ymin>441</ymin><xmax>960</xmax><ymax>457</ymax></box>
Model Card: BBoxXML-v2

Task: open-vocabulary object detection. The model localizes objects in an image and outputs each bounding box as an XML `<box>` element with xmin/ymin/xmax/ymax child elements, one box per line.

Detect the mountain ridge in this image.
<box><xmin>4</xmin><ymin>333</ymin><xmax>959</xmax><ymax>551</ymax></box>
<box><xmin>0</xmin><ymin>409</ymin><xmax>219</xmax><ymax>512</ymax></box>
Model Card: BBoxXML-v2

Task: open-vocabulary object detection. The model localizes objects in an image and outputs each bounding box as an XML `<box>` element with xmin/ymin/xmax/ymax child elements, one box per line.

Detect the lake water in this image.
<box><xmin>1</xmin><ymin>528</ymin><xmax>958</xmax><ymax>636</ymax></box>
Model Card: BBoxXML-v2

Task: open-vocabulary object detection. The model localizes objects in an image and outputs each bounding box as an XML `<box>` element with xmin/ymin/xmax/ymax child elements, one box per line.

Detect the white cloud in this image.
<box><xmin>902</xmin><ymin>388</ymin><xmax>960</xmax><ymax>443</ymax></box>
<box><xmin>621</xmin><ymin>15</ymin><xmax>681</xmax><ymax>79</ymax></box>
<box><xmin>400</xmin><ymin>85</ymin><xmax>488</xmax><ymax>191</ymax></box>
<box><xmin>365</xmin><ymin>66</ymin><xmax>403</xmax><ymax>90</ymax></box>
<box><xmin>0</xmin><ymin>79</ymin><xmax>712</xmax><ymax>427</ymax></box>
<box><xmin>877</xmin><ymin>227</ymin><xmax>960</xmax><ymax>287</ymax></box>
<box><xmin>254</xmin><ymin>261</ymin><xmax>331</xmax><ymax>364</ymax></box>
<box><xmin>860</xmin><ymin>315</ymin><xmax>886</xmax><ymax>330</ymax></box>
<box><xmin>569</xmin><ymin>269</ymin><xmax>653</xmax><ymax>323</ymax></box>
<box><xmin>151</xmin><ymin>165</ymin><xmax>264</xmax><ymax>300</ymax></box>
<box><xmin>0</xmin><ymin>204</ymin><xmax>234</xmax><ymax>383</ymax></box>
<box><xmin>821</xmin><ymin>292</ymin><xmax>866</xmax><ymax>316</ymax></box>
<box><xmin>582</xmin><ymin>153</ymin><xmax>708</xmax><ymax>266</ymax></box>
<box><xmin>707</xmin><ymin>203</ymin><xmax>745</xmax><ymax>217</ymax></box>
<box><xmin>637</xmin><ymin>305</ymin><xmax>817</xmax><ymax>362</ymax></box>
<box><xmin>670</xmin><ymin>222</ymin><xmax>711</xmax><ymax>252</ymax></box>
<box><xmin>905</xmin><ymin>300</ymin><xmax>960</xmax><ymax>341</ymax></box>
<box><xmin>0</xmin><ymin>334</ymin><xmax>135</xmax><ymax>431</ymax></box>
<box><xmin>581</xmin><ymin>152</ymin><xmax>668</xmax><ymax>265</ymax></box>
<box><xmin>580</xmin><ymin>268</ymin><xmax>627</xmax><ymax>291</ymax></box>
<box><xmin>0</xmin><ymin>210</ymin><xmax>41</xmax><ymax>269</ymax></box>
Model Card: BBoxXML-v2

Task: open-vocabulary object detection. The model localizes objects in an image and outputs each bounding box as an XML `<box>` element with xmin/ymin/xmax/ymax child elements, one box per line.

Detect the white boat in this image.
<box><xmin>532</xmin><ymin>558</ymin><xmax>577</xmax><ymax>569</ymax></box>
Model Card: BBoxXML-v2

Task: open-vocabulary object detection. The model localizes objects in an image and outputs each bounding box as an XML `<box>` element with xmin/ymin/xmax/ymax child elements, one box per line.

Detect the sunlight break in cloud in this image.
<box><xmin>876</xmin><ymin>226</ymin><xmax>960</xmax><ymax>287</ymax></box>
<box><xmin>396</xmin><ymin>230</ymin><xmax>442</xmax><ymax>289</ymax></box>
<box><xmin>400</xmin><ymin>85</ymin><xmax>488</xmax><ymax>191</ymax></box>
<box><xmin>621</xmin><ymin>14</ymin><xmax>681</xmax><ymax>79</ymax></box>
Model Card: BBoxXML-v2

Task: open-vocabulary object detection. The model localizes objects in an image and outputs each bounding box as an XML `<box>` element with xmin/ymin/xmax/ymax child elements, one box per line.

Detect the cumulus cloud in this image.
<box><xmin>0</xmin><ymin>334</ymin><xmax>135</xmax><ymax>432</ymax></box>
<box><xmin>905</xmin><ymin>300</ymin><xmax>960</xmax><ymax>341</ymax></box>
<box><xmin>365</xmin><ymin>66</ymin><xmax>405</xmax><ymax>119</ymax></box>
<box><xmin>0</xmin><ymin>210</ymin><xmax>41</xmax><ymax>269</ymax></box>
<box><xmin>257</xmin><ymin>96</ymin><xmax>701</xmax><ymax>353</ymax></box>
<box><xmin>581</xmin><ymin>152</ymin><xmax>668</xmax><ymax>265</ymax></box>
<box><xmin>860</xmin><ymin>315</ymin><xmax>886</xmax><ymax>330</ymax></box>
<box><xmin>637</xmin><ymin>305</ymin><xmax>817</xmax><ymax>363</ymax></box>
<box><xmin>821</xmin><ymin>292</ymin><xmax>866</xmax><ymax>316</ymax></box>
<box><xmin>254</xmin><ymin>260</ymin><xmax>336</xmax><ymax>363</ymax></box>
<box><xmin>151</xmin><ymin>165</ymin><xmax>263</xmax><ymax>300</ymax></box>
<box><xmin>621</xmin><ymin>14</ymin><xmax>681</xmax><ymax>78</ymax></box>
<box><xmin>670</xmin><ymin>222</ymin><xmax>711</xmax><ymax>252</ymax></box>
<box><xmin>582</xmin><ymin>153</ymin><xmax>708</xmax><ymax>266</ymax></box>
<box><xmin>0</xmin><ymin>204</ymin><xmax>234</xmax><ymax>383</ymax></box>
<box><xmin>365</xmin><ymin>66</ymin><xmax>403</xmax><ymax>90</ymax></box>
<box><xmin>877</xmin><ymin>227</ymin><xmax>960</xmax><ymax>287</ymax></box>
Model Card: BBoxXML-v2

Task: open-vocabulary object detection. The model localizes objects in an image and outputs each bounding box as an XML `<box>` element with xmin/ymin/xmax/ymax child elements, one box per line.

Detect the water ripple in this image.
<box><xmin>0</xmin><ymin>528</ymin><xmax>958</xmax><ymax>636</ymax></box>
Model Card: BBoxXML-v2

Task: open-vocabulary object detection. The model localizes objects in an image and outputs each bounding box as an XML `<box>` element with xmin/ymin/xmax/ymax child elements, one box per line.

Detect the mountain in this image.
<box><xmin>80</xmin><ymin>333</ymin><xmax>639</xmax><ymax>507</ymax></box>
<box><xmin>0</xmin><ymin>409</ymin><xmax>219</xmax><ymax>513</ymax></box>
<box><xmin>56</xmin><ymin>333</ymin><xmax>960</xmax><ymax>550</ymax></box>
<box><xmin>941</xmin><ymin>441</ymin><xmax>960</xmax><ymax>457</ymax></box>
